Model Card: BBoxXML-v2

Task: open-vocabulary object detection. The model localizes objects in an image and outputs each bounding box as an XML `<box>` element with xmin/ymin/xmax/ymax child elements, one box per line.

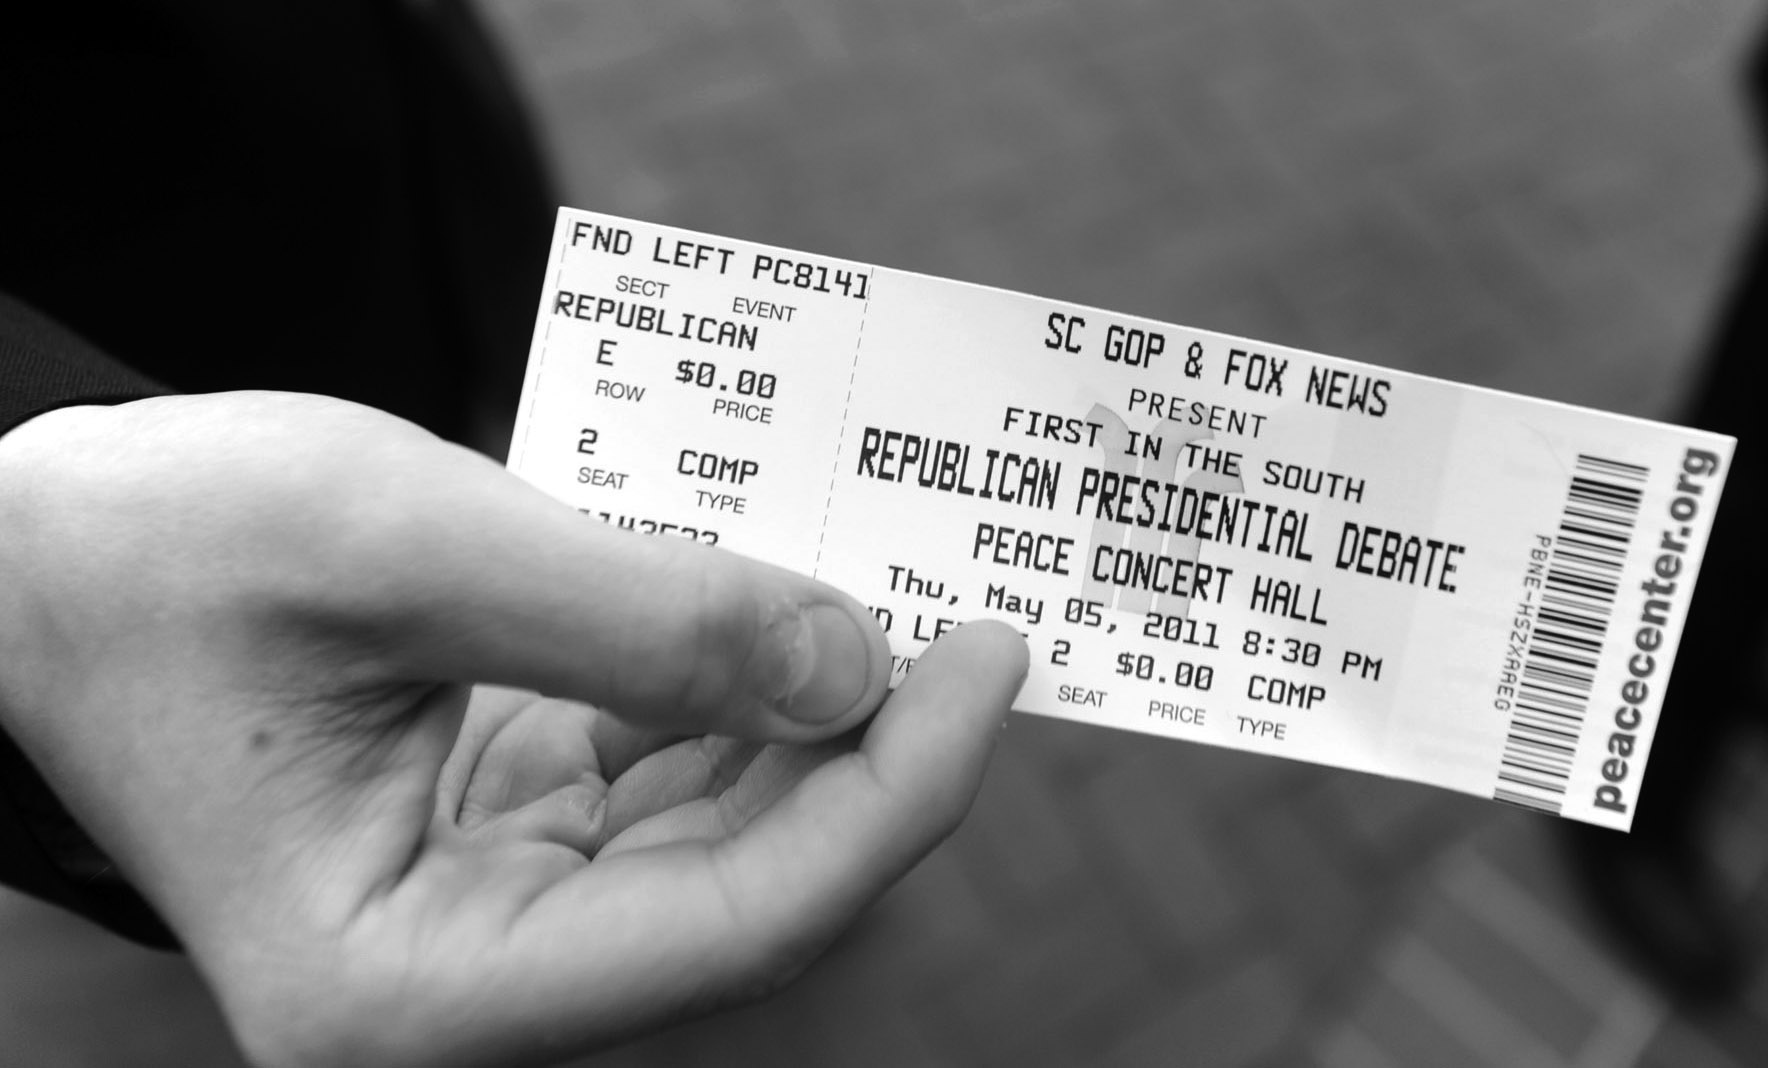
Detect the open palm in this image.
<box><xmin>0</xmin><ymin>392</ymin><xmax>1027</xmax><ymax>1068</ymax></box>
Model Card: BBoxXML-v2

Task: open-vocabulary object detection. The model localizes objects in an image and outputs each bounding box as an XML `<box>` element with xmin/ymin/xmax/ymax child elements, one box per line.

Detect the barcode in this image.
<box><xmin>1493</xmin><ymin>454</ymin><xmax>1648</xmax><ymax>815</ymax></box>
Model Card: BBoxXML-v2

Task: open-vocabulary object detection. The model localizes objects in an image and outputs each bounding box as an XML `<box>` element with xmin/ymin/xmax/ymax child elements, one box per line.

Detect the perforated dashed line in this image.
<box><xmin>514</xmin><ymin>240</ymin><xmax>569</xmax><ymax>469</ymax></box>
<box><xmin>811</xmin><ymin>270</ymin><xmax>875</xmax><ymax>578</ymax></box>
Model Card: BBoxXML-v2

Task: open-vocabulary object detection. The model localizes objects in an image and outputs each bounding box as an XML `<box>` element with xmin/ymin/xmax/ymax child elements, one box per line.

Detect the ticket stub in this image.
<box><xmin>509</xmin><ymin>207</ymin><xmax>1733</xmax><ymax>830</ymax></box>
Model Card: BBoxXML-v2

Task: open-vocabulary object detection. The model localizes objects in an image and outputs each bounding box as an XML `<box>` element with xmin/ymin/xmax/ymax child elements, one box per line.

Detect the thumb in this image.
<box><xmin>353</xmin><ymin>440</ymin><xmax>893</xmax><ymax>744</ymax></box>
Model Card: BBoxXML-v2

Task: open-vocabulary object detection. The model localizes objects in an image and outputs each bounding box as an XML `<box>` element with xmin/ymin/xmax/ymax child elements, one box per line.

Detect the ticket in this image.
<box><xmin>508</xmin><ymin>207</ymin><xmax>1733</xmax><ymax>830</ymax></box>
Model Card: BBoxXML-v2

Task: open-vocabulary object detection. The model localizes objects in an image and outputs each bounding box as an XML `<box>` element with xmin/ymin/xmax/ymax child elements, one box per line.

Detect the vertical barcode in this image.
<box><xmin>1493</xmin><ymin>454</ymin><xmax>1649</xmax><ymax>815</ymax></box>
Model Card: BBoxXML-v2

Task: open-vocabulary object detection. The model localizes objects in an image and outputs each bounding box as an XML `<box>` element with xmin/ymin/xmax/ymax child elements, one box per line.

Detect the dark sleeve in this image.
<box><xmin>0</xmin><ymin>292</ymin><xmax>179</xmax><ymax>949</ymax></box>
<box><xmin>0</xmin><ymin>291</ymin><xmax>169</xmax><ymax>436</ymax></box>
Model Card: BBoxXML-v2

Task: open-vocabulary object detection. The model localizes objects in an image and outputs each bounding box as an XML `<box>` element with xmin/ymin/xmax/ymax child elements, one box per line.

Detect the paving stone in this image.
<box><xmin>1315</xmin><ymin>770</ymin><xmax>1490</xmax><ymax>866</ymax></box>
<box><xmin>1318</xmin><ymin>968</ymin><xmax>1496</xmax><ymax>1068</ymax></box>
<box><xmin>1101</xmin><ymin>953</ymin><xmax>1302</xmax><ymax>1068</ymax></box>
<box><xmin>1637</xmin><ymin>1019</ymin><xmax>1748</xmax><ymax>1068</ymax></box>
<box><xmin>921</xmin><ymin>888</ymin><xmax>1164</xmax><ymax>1067</ymax></box>
<box><xmin>1077</xmin><ymin>757</ymin><xmax>1249</xmax><ymax>955</ymax></box>
<box><xmin>1214</xmin><ymin>801</ymin><xmax>1375</xmax><ymax>985</ymax></box>
<box><xmin>1406</xmin><ymin>891</ymin><xmax>1600</xmax><ymax>1058</ymax></box>
<box><xmin>842</xmin><ymin>836</ymin><xmax>1006</xmax><ymax>982</ymax></box>
<box><xmin>946</xmin><ymin>726</ymin><xmax>1097</xmax><ymax>911</ymax></box>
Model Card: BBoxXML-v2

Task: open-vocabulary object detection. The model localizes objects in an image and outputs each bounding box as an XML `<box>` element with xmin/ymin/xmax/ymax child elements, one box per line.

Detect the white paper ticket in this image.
<box><xmin>509</xmin><ymin>207</ymin><xmax>1734</xmax><ymax>830</ymax></box>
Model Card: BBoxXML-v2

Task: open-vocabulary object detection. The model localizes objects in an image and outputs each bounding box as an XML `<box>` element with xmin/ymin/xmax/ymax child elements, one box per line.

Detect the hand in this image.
<box><xmin>0</xmin><ymin>392</ymin><xmax>1028</xmax><ymax>1068</ymax></box>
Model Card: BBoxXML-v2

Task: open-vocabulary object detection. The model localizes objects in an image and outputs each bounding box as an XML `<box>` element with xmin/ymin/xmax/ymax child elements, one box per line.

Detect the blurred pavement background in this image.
<box><xmin>4</xmin><ymin>1</ymin><xmax>1767</xmax><ymax>1064</ymax></box>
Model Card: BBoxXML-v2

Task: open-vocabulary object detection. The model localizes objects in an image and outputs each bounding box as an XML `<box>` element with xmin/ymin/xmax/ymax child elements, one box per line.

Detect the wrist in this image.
<box><xmin>0</xmin><ymin>726</ymin><xmax>179</xmax><ymax>948</ymax></box>
<box><xmin>0</xmin><ymin>404</ymin><xmax>104</xmax><ymax>724</ymax></box>
<box><xmin>0</xmin><ymin>403</ymin><xmax>177</xmax><ymax>947</ymax></box>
